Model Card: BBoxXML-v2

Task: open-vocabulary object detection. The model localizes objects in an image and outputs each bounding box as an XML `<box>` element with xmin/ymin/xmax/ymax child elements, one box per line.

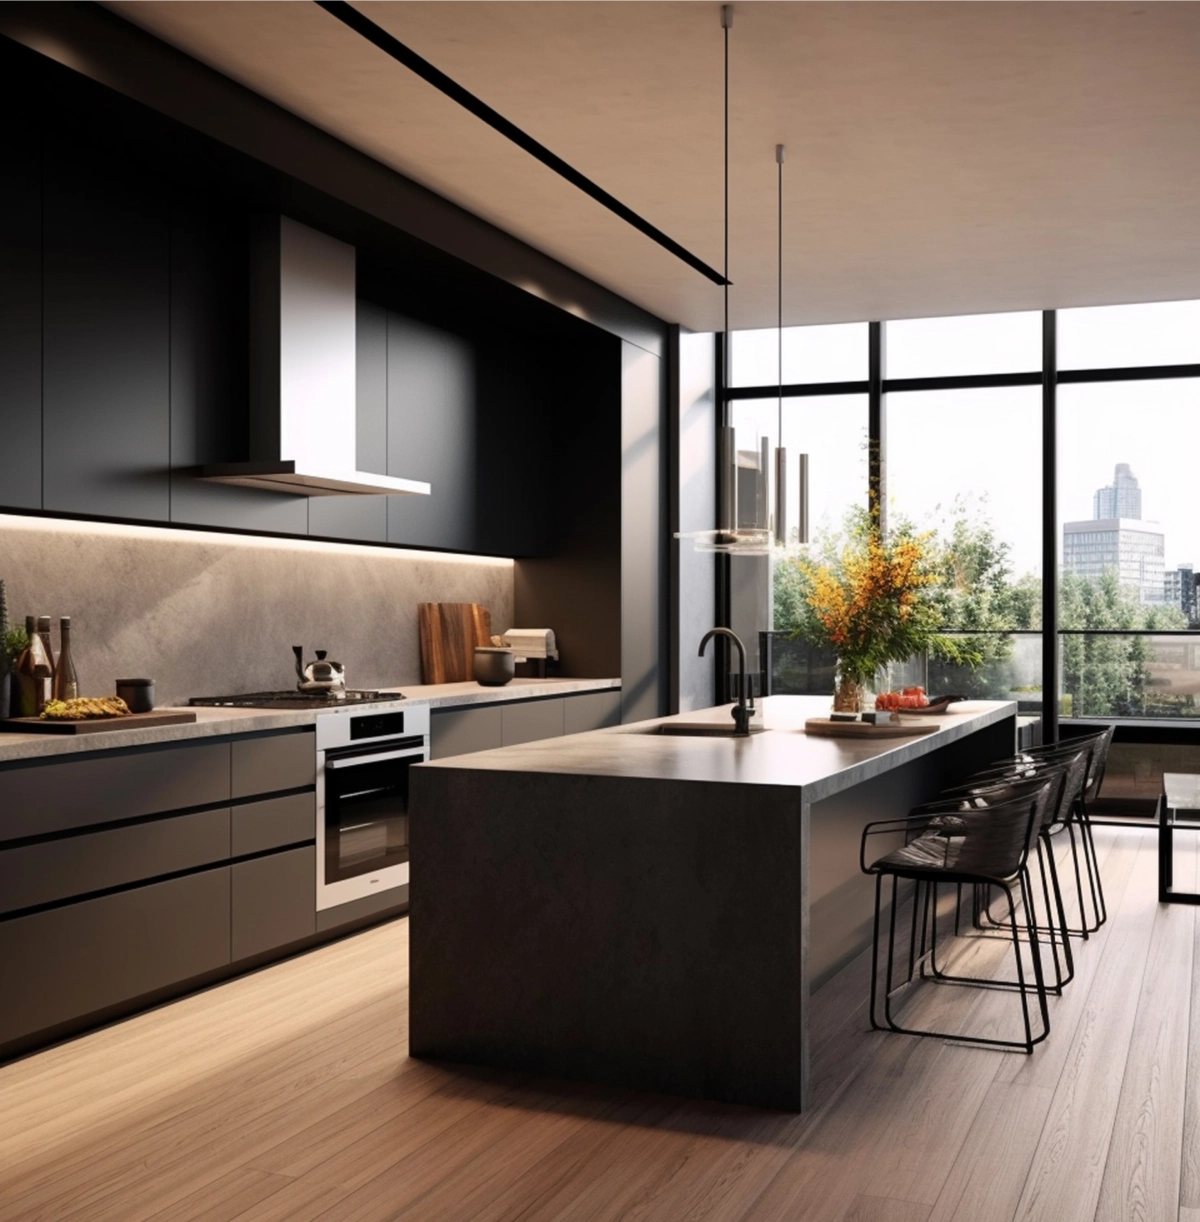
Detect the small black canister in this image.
<box><xmin>115</xmin><ymin>678</ymin><xmax>155</xmax><ymax>713</ymax></box>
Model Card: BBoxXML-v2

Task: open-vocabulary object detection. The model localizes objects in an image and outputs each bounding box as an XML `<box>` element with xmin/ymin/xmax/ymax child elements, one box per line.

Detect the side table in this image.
<box><xmin>1160</xmin><ymin>773</ymin><xmax>1200</xmax><ymax>904</ymax></box>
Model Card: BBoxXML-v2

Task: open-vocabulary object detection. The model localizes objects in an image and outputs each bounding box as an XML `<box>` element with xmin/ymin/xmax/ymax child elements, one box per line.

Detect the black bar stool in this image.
<box><xmin>940</xmin><ymin>753</ymin><xmax>1087</xmax><ymax>992</ymax></box>
<box><xmin>860</xmin><ymin>779</ymin><xmax>1053</xmax><ymax>1054</ymax></box>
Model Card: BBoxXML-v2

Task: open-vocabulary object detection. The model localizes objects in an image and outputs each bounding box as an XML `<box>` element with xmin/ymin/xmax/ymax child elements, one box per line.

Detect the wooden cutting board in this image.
<box><xmin>1</xmin><ymin>711</ymin><xmax>198</xmax><ymax>735</ymax></box>
<box><xmin>418</xmin><ymin>603</ymin><xmax>493</xmax><ymax>684</ymax></box>
<box><xmin>804</xmin><ymin>717</ymin><xmax>938</xmax><ymax>738</ymax></box>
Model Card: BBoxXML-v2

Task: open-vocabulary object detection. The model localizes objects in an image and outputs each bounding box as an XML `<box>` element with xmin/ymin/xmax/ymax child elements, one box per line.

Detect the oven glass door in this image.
<box><xmin>322</xmin><ymin>741</ymin><xmax>423</xmax><ymax>886</ymax></box>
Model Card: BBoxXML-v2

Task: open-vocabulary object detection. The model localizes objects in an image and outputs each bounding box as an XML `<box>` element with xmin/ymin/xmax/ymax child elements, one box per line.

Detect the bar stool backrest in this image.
<box><xmin>1026</xmin><ymin>727</ymin><xmax>1113</xmax><ymax>799</ymax></box>
<box><xmin>933</xmin><ymin>782</ymin><xmax>1051</xmax><ymax>879</ymax></box>
<box><xmin>941</xmin><ymin>764</ymin><xmax>1071</xmax><ymax>837</ymax></box>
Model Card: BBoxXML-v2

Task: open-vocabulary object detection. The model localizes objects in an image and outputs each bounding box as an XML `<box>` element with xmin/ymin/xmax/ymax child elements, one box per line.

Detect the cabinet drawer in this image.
<box><xmin>430</xmin><ymin>706</ymin><xmax>502</xmax><ymax>759</ymax></box>
<box><xmin>0</xmin><ymin>868</ymin><xmax>231</xmax><ymax>1047</ymax></box>
<box><xmin>501</xmin><ymin>698</ymin><xmax>564</xmax><ymax>746</ymax></box>
<box><xmin>231</xmin><ymin>731</ymin><xmax>315</xmax><ymax>798</ymax></box>
<box><xmin>0</xmin><ymin>741</ymin><xmax>231</xmax><ymax>843</ymax></box>
<box><xmin>0</xmin><ymin>808</ymin><xmax>231</xmax><ymax>916</ymax></box>
<box><xmin>564</xmin><ymin>691</ymin><xmax>622</xmax><ymax>735</ymax></box>
<box><xmin>232</xmin><ymin>846</ymin><xmax>315</xmax><ymax>961</ymax></box>
<box><xmin>232</xmin><ymin>792</ymin><xmax>315</xmax><ymax>856</ymax></box>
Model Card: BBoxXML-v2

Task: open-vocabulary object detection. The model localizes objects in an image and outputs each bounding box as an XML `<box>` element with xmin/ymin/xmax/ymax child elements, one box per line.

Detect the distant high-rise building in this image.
<box><xmin>1164</xmin><ymin>564</ymin><xmax>1197</xmax><ymax>620</ymax></box>
<box><xmin>1063</xmin><ymin>519</ymin><xmax>1165</xmax><ymax>603</ymax></box>
<box><xmin>1063</xmin><ymin>462</ymin><xmax>1165</xmax><ymax>603</ymax></box>
<box><xmin>1093</xmin><ymin>463</ymin><xmax>1143</xmax><ymax>520</ymax></box>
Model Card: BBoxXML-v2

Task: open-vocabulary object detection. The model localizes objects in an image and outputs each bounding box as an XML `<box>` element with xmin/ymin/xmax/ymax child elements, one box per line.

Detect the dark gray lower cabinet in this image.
<box><xmin>501</xmin><ymin>698</ymin><xmax>565</xmax><ymax>746</ymax></box>
<box><xmin>0</xmin><ymin>868</ymin><xmax>231</xmax><ymax>1047</ymax></box>
<box><xmin>231</xmin><ymin>731</ymin><xmax>315</xmax><ymax>799</ymax></box>
<box><xmin>0</xmin><ymin>807</ymin><xmax>230</xmax><ymax>916</ymax></box>
<box><xmin>231</xmin><ymin>846</ymin><xmax>316</xmax><ymax>962</ymax></box>
<box><xmin>430</xmin><ymin>705</ymin><xmax>503</xmax><ymax>760</ymax></box>
<box><xmin>231</xmin><ymin>792</ymin><xmax>315</xmax><ymax>856</ymax></box>
<box><xmin>0</xmin><ymin>740</ymin><xmax>230</xmax><ymax>843</ymax></box>
<box><xmin>564</xmin><ymin>690</ymin><xmax>622</xmax><ymax>734</ymax></box>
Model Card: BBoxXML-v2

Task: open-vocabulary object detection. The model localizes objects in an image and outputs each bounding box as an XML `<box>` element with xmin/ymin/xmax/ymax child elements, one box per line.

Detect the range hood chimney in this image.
<box><xmin>200</xmin><ymin>217</ymin><xmax>431</xmax><ymax>498</ymax></box>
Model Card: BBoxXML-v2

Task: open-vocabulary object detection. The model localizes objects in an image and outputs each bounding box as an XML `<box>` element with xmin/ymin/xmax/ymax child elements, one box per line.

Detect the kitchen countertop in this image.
<box><xmin>0</xmin><ymin>677</ymin><xmax>620</xmax><ymax>764</ymax></box>
<box><xmin>421</xmin><ymin>694</ymin><xmax>1016</xmax><ymax>802</ymax></box>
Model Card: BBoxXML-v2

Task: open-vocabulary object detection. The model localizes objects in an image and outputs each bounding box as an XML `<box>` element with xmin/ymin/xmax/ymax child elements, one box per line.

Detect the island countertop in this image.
<box><xmin>419</xmin><ymin>694</ymin><xmax>1016</xmax><ymax>800</ymax></box>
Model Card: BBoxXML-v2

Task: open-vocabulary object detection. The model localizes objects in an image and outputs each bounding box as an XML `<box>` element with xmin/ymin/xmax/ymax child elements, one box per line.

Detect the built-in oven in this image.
<box><xmin>315</xmin><ymin>703</ymin><xmax>430</xmax><ymax>911</ymax></box>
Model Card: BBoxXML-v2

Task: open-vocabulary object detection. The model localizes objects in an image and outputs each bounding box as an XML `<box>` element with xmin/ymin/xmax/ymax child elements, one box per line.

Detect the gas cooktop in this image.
<box><xmin>189</xmin><ymin>690</ymin><xmax>406</xmax><ymax>709</ymax></box>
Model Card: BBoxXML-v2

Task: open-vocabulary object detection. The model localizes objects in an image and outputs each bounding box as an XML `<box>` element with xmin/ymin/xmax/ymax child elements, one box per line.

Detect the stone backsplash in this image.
<box><xmin>0</xmin><ymin>515</ymin><xmax>514</xmax><ymax>706</ymax></box>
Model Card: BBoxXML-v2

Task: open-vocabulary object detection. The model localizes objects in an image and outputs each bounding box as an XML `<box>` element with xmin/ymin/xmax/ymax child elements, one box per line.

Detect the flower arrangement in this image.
<box><xmin>785</xmin><ymin>506</ymin><xmax>977</xmax><ymax>711</ymax></box>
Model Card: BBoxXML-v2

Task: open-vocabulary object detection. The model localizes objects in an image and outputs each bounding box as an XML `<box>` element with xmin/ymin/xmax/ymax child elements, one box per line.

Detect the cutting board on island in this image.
<box><xmin>418</xmin><ymin>603</ymin><xmax>493</xmax><ymax>684</ymax></box>
<box><xmin>805</xmin><ymin>717</ymin><xmax>938</xmax><ymax>738</ymax></box>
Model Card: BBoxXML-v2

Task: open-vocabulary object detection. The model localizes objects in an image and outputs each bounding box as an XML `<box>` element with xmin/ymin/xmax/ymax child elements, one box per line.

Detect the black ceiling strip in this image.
<box><xmin>314</xmin><ymin>0</ymin><xmax>729</xmax><ymax>287</ymax></box>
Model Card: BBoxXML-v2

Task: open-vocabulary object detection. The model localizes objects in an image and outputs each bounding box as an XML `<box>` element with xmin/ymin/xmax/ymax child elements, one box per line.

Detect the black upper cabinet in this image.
<box><xmin>0</xmin><ymin>103</ymin><xmax>43</xmax><ymax>511</ymax></box>
<box><xmin>42</xmin><ymin>141</ymin><xmax>171</xmax><ymax>521</ymax></box>
<box><xmin>386</xmin><ymin>315</ymin><xmax>476</xmax><ymax>552</ymax></box>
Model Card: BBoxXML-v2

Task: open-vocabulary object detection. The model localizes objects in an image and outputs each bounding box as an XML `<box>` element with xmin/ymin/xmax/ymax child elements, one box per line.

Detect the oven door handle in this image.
<box><xmin>325</xmin><ymin>749</ymin><xmax>426</xmax><ymax>769</ymax></box>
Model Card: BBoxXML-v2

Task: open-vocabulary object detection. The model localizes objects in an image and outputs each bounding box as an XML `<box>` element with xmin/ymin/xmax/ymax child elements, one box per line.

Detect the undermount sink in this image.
<box><xmin>648</xmin><ymin>722</ymin><xmax>766</xmax><ymax>737</ymax></box>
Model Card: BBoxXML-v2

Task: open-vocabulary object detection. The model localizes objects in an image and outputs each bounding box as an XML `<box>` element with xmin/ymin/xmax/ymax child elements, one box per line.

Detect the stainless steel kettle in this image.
<box><xmin>293</xmin><ymin>646</ymin><xmax>346</xmax><ymax>693</ymax></box>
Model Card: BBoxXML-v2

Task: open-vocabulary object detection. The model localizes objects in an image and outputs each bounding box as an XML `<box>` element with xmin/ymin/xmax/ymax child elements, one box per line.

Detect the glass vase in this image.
<box><xmin>833</xmin><ymin>662</ymin><xmax>868</xmax><ymax>714</ymax></box>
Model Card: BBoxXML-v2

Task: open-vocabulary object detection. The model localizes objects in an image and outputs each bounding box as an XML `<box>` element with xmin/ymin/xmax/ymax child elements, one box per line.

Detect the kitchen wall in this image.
<box><xmin>0</xmin><ymin>516</ymin><xmax>513</xmax><ymax>706</ymax></box>
<box><xmin>0</xmin><ymin>17</ymin><xmax>672</xmax><ymax>715</ymax></box>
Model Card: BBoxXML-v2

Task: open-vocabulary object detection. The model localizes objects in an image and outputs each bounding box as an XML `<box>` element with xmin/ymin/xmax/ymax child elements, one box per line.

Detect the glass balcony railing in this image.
<box><xmin>763</xmin><ymin>629</ymin><xmax>1200</xmax><ymax>721</ymax></box>
<box><xmin>762</xmin><ymin>631</ymin><xmax>1044</xmax><ymax>713</ymax></box>
<box><xmin>1059</xmin><ymin>631</ymin><xmax>1200</xmax><ymax>720</ymax></box>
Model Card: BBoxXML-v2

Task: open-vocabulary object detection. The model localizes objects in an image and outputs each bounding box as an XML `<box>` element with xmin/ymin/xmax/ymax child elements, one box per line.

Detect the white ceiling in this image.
<box><xmin>106</xmin><ymin>1</ymin><xmax>1200</xmax><ymax>331</ymax></box>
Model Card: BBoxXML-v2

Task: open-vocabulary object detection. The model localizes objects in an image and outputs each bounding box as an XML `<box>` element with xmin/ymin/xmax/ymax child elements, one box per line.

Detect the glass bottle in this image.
<box><xmin>37</xmin><ymin>615</ymin><xmax>56</xmax><ymax>680</ymax></box>
<box><xmin>52</xmin><ymin>617</ymin><xmax>79</xmax><ymax>702</ymax></box>
<box><xmin>14</xmin><ymin>615</ymin><xmax>52</xmax><ymax>716</ymax></box>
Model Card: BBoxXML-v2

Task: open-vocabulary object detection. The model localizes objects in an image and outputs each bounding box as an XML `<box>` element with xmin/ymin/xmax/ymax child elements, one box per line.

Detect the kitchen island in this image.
<box><xmin>409</xmin><ymin>695</ymin><xmax>1016</xmax><ymax>1111</ymax></box>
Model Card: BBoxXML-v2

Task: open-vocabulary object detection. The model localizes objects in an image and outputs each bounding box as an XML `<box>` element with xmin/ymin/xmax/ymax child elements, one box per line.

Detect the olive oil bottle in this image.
<box><xmin>52</xmin><ymin>617</ymin><xmax>79</xmax><ymax>702</ymax></box>
<box><xmin>14</xmin><ymin>615</ymin><xmax>52</xmax><ymax>716</ymax></box>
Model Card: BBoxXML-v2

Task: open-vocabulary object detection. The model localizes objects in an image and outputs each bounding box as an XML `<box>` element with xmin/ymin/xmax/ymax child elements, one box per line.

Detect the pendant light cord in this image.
<box><xmin>777</xmin><ymin>144</ymin><xmax>784</xmax><ymax>444</ymax></box>
<box><xmin>722</xmin><ymin>6</ymin><xmax>731</xmax><ymax>371</ymax></box>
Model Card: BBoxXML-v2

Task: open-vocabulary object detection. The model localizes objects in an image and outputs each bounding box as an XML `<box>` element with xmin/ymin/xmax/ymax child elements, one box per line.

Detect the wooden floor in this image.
<box><xmin>2</xmin><ymin>826</ymin><xmax>1197</xmax><ymax>1222</ymax></box>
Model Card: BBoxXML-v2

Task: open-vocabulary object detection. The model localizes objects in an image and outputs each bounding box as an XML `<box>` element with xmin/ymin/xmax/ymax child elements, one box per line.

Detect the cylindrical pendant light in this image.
<box><xmin>797</xmin><ymin>452</ymin><xmax>809</xmax><ymax>544</ymax></box>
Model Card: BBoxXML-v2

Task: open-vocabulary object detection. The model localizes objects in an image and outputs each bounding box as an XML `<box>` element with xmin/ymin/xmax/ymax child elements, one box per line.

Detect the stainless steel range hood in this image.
<box><xmin>201</xmin><ymin>217</ymin><xmax>430</xmax><ymax>498</ymax></box>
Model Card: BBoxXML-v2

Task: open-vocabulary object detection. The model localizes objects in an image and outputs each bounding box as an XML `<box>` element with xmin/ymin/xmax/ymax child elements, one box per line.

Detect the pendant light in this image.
<box><xmin>677</xmin><ymin>3</ymin><xmax>770</xmax><ymax>555</ymax></box>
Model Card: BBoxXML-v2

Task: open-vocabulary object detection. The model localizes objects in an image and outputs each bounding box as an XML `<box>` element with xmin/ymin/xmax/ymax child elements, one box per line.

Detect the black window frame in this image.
<box><xmin>719</xmin><ymin>311</ymin><xmax>1200</xmax><ymax>739</ymax></box>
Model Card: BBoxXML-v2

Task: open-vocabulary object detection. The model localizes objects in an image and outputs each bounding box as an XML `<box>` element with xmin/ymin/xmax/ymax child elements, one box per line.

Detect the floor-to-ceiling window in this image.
<box><xmin>1056</xmin><ymin>301</ymin><xmax>1200</xmax><ymax>719</ymax></box>
<box><xmin>722</xmin><ymin>299</ymin><xmax>1200</xmax><ymax>728</ymax></box>
<box><xmin>725</xmin><ymin>325</ymin><xmax>869</xmax><ymax>690</ymax></box>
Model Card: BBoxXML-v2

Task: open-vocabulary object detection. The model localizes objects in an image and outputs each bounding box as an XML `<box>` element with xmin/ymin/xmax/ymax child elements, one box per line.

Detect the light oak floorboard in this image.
<box><xmin>1</xmin><ymin>827</ymin><xmax>1190</xmax><ymax>1222</ymax></box>
<box><xmin>142</xmin><ymin>1168</ymin><xmax>293</xmax><ymax>1222</ymax></box>
<box><xmin>841</xmin><ymin>1194</ymin><xmax>933</xmax><ymax>1222</ymax></box>
<box><xmin>1094</xmin><ymin>840</ymin><xmax>1194</xmax><ymax>1222</ymax></box>
<box><xmin>927</xmin><ymin>1084</ymin><xmax>1056</xmax><ymax>1222</ymax></box>
<box><xmin>1012</xmin><ymin>835</ymin><xmax>1161</xmax><ymax>1222</ymax></box>
<box><xmin>1180</xmin><ymin>834</ymin><xmax>1200</xmax><ymax>1215</ymax></box>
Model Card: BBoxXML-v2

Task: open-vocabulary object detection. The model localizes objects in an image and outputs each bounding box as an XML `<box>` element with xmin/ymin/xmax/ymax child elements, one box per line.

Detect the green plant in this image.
<box><xmin>783</xmin><ymin>503</ymin><xmax>980</xmax><ymax>688</ymax></box>
<box><xmin>3</xmin><ymin>627</ymin><xmax>29</xmax><ymax>676</ymax></box>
